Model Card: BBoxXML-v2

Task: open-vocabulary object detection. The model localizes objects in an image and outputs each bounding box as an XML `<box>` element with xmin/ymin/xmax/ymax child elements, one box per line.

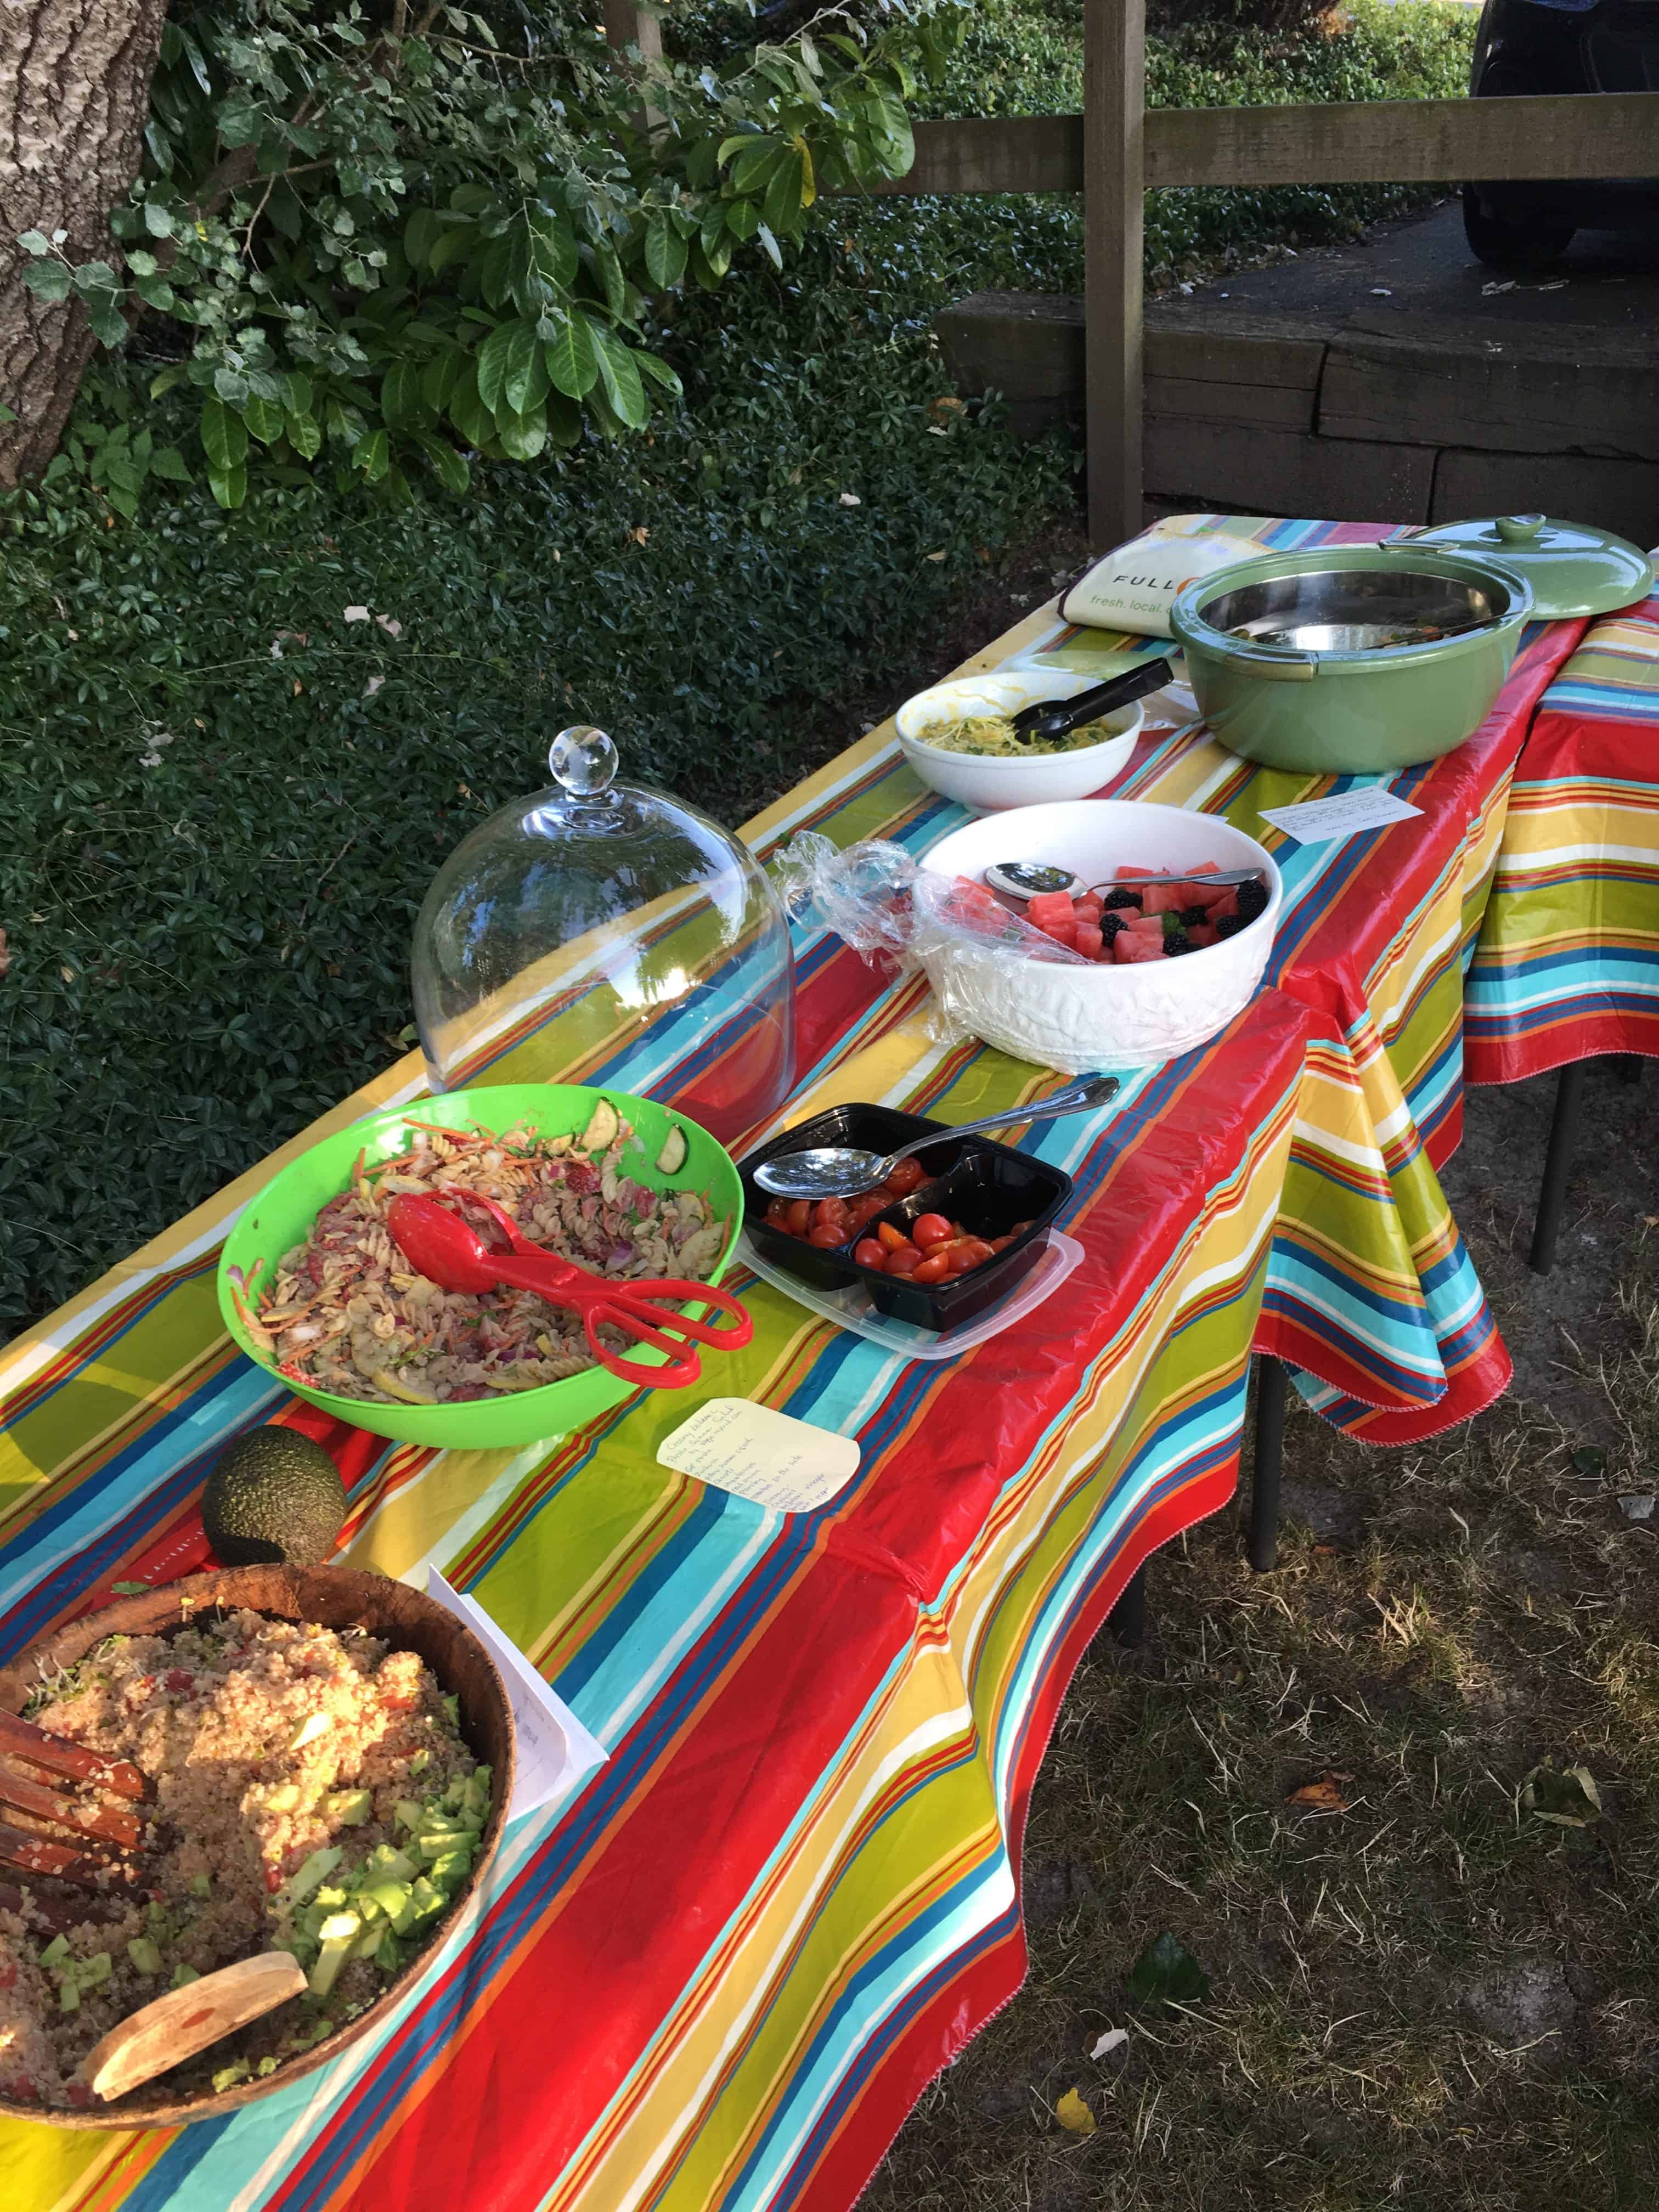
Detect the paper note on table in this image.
<box><xmin>425</xmin><ymin>1568</ymin><xmax>607</xmax><ymax>1821</ymax></box>
<box><xmin>658</xmin><ymin>1398</ymin><xmax>861</xmax><ymax>1511</ymax></box>
<box><xmin>1257</xmin><ymin>787</ymin><xmax>1424</xmax><ymax>846</ymax></box>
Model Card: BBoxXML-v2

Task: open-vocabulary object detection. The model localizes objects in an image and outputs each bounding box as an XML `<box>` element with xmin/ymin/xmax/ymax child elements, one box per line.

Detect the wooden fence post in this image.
<box><xmin>602</xmin><ymin>2</ymin><xmax>662</xmax><ymax>64</ymax></box>
<box><xmin>1084</xmin><ymin>0</ymin><xmax>1146</xmax><ymax>553</ymax></box>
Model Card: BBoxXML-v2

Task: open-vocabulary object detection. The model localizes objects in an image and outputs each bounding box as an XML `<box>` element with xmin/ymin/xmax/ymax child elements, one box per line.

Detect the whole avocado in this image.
<box><xmin>202</xmin><ymin>1429</ymin><xmax>347</xmax><ymax>1567</ymax></box>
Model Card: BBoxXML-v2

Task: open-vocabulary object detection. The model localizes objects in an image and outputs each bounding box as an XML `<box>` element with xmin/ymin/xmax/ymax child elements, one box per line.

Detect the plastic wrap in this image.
<box><xmin>776</xmin><ymin>833</ymin><xmax>1092</xmax><ymax>1058</ymax></box>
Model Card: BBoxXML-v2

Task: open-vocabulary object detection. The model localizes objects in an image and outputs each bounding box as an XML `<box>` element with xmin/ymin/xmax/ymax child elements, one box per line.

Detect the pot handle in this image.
<box><xmin>1228</xmin><ymin>649</ymin><xmax>1318</xmax><ymax>682</ymax></box>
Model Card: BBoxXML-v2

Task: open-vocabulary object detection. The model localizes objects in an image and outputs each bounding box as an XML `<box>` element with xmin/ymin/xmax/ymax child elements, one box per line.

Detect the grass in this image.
<box><xmin>864</xmin><ymin>1059</ymin><xmax>1659</xmax><ymax>2212</ymax></box>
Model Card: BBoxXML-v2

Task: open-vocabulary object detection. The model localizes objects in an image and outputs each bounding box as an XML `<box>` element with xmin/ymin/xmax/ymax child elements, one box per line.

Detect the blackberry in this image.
<box><xmin>1215</xmin><ymin>913</ymin><xmax>1247</xmax><ymax>940</ymax></box>
<box><xmin>1100</xmin><ymin>911</ymin><xmax>1126</xmax><ymax>944</ymax></box>
<box><xmin>1162</xmin><ymin>929</ymin><xmax>1194</xmax><ymax>956</ymax></box>
<box><xmin>1235</xmin><ymin>877</ymin><xmax>1269</xmax><ymax>924</ymax></box>
<box><xmin>1178</xmin><ymin>903</ymin><xmax>1209</xmax><ymax>930</ymax></box>
<box><xmin>1101</xmin><ymin>886</ymin><xmax>1142</xmax><ymax>911</ymax></box>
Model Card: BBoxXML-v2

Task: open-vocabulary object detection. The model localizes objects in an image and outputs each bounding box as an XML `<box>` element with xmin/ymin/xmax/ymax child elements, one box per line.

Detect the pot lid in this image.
<box><xmin>1413</xmin><ymin>514</ymin><xmax>1654</xmax><ymax>619</ymax></box>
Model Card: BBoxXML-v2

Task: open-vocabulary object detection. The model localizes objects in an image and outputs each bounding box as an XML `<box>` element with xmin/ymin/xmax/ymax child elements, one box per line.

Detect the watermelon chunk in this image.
<box><xmin>1126</xmin><ymin>912</ymin><xmax>1164</xmax><ymax>936</ymax></box>
<box><xmin>1026</xmin><ymin>890</ymin><xmax>1075</xmax><ymax>928</ymax></box>
<box><xmin>1113</xmin><ymin>930</ymin><xmax>1165</xmax><ymax>965</ymax></box>
<box><xmin>1169</xmin><ymin>878</ymin><xmax>1229</xmax><ymax>911</ymax></box>
<box><xmin>1206</xmin><ymin>889</ymin><xmax>1240</xmax><ymax>923</ymax></box>
<box><xmin>1186</xmin><ymin>922</ymin><xmax>1218</xmax><ymax>949</ymax></box>
<box><xmin>1074</xmin><ymin>922</ymin><xmax>1104</xmax><ymax>960</ymax></box>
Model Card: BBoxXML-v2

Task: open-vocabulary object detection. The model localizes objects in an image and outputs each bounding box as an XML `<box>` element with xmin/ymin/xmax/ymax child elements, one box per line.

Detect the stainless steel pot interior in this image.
<box><xmin>1197</xmin><ymin>565</ymin><xmax>1516</xmax><ymax>653</ymax></box>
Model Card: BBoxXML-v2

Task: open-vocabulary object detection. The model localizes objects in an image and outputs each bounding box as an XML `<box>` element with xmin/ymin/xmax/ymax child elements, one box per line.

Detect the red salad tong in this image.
<box><xmin>386</xmin><ymin>1191</ymin><xmax>752</xmax><ymax>1390</ymax></box>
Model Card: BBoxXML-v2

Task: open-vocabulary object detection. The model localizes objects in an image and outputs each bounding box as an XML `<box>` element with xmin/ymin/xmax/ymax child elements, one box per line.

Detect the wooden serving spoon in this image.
<box><xmin>75</xmin><ymin>1951</ymin><xmax>306</xmax><ymax>2103</ymax></box>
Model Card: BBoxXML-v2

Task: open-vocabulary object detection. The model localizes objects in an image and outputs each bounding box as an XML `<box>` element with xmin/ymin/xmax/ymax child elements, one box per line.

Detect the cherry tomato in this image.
<box><xmin>885</xmin><ymin>1158</ymin><xmax>926</xmax><ymax>1195</ymax></box>
<box><xmin>853</xmin><ymin>1238</ymin><xmax>888</xmax><ymax>1272</ymax></box>
<box><xmin>784</xmin><ymin>1200</ymin><xmax>812</xmax><ymax>1238</ymax></box>
<box><xmin>911</xmin><ymin>1251</ymin><xmax>952</xmax><ymax>1284</ymax></box>
<box><xmin>911</xmin><ymin>1212</ymin><xmax>953</xmax><ymax>1249</ymax></box>
<box><xmin>947</xmin><ymin>1237</ymin><xmax>996</xmax><ymax>1275</ymax></box>
<box><xmin>988</xmin><ymin>1235</ymin><xmax>1012</xmax><ymax>1254</ymax></box>
<box><xmin>877</xmin><ymin>1221</ymin><xmax>909</xmax><ymax>1252</ymax></box>
<box><xmin>808</xmin><ymin>1222</ymin><xmax>847</xmax><ymax>1248</ymax></box>
<box><xmin>848</xmin><ymin>1193</ymin><xmax>887</xmax><ymax>1232</ymax></box>
<box><xmin>883</xmin><ymin>1243</ymin><xmax>922</xmax><ymax>1275</ymax></box>
<box><xmin>812</xmin><ymin>1197</ymin><xmax>851</xmax><ymax>1234</ymax></box>
<box><xmin>765</xmin><ymin>1196</ymin><xmax>791</xmax><ymax>1228</ymax></box>
<box><xmin>1011</xmin><ymin>1220</ymin><xmax>1034</xmax><ymax>1236</ymax></box>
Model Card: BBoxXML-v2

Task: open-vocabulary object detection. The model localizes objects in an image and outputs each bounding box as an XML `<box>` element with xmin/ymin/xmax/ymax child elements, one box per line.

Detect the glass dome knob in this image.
<box><xmin>550</xmin><ymin>724</ymin><xmax>618</xmax><ymax>797</ymax></box>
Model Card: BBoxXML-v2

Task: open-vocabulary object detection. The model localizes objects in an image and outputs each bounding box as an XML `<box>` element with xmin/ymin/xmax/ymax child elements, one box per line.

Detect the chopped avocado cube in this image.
<box><xmin>212</xmin><ymin>2060</ymin><xmax>251</xmax><ymax>2092</ymax></box>
<box><xmin>408</xmin><ymin>1748</ymin><xmax>431</xmax><ymax>1776</ymax></box>
<box><xmin>464</xmin><ymin>1773</ymin><xmax>491</xmax><ymax>1820</ymax></box>
<box><xmin>58</xmin><ymin>1978</ymin><xmax>80</xmax><ymax>2014</ymax></box>
<box><xmin>442</xmin><ymin>1693</ymin><xmax>458</xmax><ymax>1724</ymax></box>
<box><xmin>428</xmin><ymin>1850</ymin><xmax>471</xmax><ymax>1889</ymax></box>
<box><xmin>190</xmin><ymin>1872</ymin><xmax>211</xmax><ymax>1898</ymax></box>
<box><xmin>257</xmin><ymin>2057</ymin><xmax>279</xmax><ymax>2078</ymax></box>
<box><xmin>366</xmin><ymin>1844</ymin><xmax>419</xmax><ymax>1881</ymax></box>
<box><xmin>361</xmin><ymin>1880</ymin><xmax>412</xmax><ymax>1921</ymax></box>
<box><xmin>314</xmin><ymin>1884</ymin><xmax>348</xmax><ymax>1910</ymax></box>
<box><xmin>401</xmin><ymin>1876</ymin><xmax>444</xmax><ymax>1928</ymax></box>
<box><xmin>307</xmin><ymin>1911</ymin><xmax>363</xmax><ymax>2000</ymax></box>
<box><xmin>286</xmin><ymin>1846</ymin><xmax>343</xmax><ymax>1904</ymax></box>
<box><xmin>287</xmin><ymin>1711</ymin><xmax>333</xmax><ymax>1752</ymax></box>
<box><xmin>126</xmin><ymin>1937</ymin><xmax>163</xmax><ymax>1977</ymax></box>
<box><xmin>326</xmin><ymin>1788</ymin><xmax>373</xmax><ymax>1827</ymax></box>
<box><xmin>265</xmin><ymin>1784</ymin><xmax>301</xmax><ymax>1813</ymax></box>
<box><xmin>144</xmin><ymin>1903</ymin><xmax>173</xmax><ymax>1940</ymax></box>
<box><xmin>171</xmin><ymin>1963</ymin><xmax>200</xmax><ymax>1989</ymax></box>
<box><xmin>78</xmin><ymin>1952</ymin><xmax>112</xmax><ymax>1990</ymax></box>
<box><xmin>40</xmin><ymin>1934</ymin><xmax>69</xmax><ymax>1969</ymax></box>
<box><xmin>353</xmin><ymin>1891</ymin><xmax>382</xmax><ymax>1923</ymax></box>
<box><xmin>393</xmin><ymin>1798</ymin><xmax>424</xmax><ymax>1833</ymax></box>
<box><xmin>353</xmin><ymin>1924</ymin><xmax>385</xmax><ymax>1962</ymax></box>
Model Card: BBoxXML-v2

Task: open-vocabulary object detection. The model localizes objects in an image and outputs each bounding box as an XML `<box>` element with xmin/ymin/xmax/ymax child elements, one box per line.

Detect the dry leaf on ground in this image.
<box><xmin>1088</xmin><ymin>2028</ymin><xmax>1128</xmax><ymax>2061</ymax></box>
<box><xmin>1521</xmin><ymin>1762</ymin><xmax>1602</xmax><ymax>1827</ymax></box>
<box><xmin>1285</xmin><ymin>1770</ymin><xmax>1353</xmax><ymax>1812</ymax></box>
<box><xmin>1055</xmin><ymin>2088</ymin><xmax>1097</xmax><ymax>2136</ymax></box>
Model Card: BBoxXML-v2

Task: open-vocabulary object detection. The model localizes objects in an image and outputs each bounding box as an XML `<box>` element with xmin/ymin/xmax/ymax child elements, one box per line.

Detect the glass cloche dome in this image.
<box><xmin>412</xmin><ymin>726</ymin><xmax>797</xmax><ymax>1143</ymax></box>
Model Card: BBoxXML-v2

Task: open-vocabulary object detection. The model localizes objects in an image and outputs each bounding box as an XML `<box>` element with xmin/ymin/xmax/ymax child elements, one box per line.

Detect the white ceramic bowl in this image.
<box><xmin>918</xmin><ymin>799</ymin><xmax>1282</xmax><ymax>1071</ymax></box>
<box><xmin>895</xmin><ymin>670</ymin><xmax>1143</xmax><ymax>813</ymax></box>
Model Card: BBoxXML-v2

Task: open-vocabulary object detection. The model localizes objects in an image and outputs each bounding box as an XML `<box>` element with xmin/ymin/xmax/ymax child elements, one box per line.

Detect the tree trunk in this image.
<box><xmin>0</xmin><ymin>0</ymin><xmax>168</xmax><ymax>485</ymax></box>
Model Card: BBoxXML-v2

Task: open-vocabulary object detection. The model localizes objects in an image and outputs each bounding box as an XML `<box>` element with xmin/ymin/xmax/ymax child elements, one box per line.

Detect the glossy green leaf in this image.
<box><xmin>352</xmin><ymin>428</ymin><xmax>391</xmax><ymax>482</ymax></box>
<box><xmin>416</xmin><ymin>434</ymin><xmax>470</xmax><ymax>494</ymax></box>
<box><xmin>643</xmin><ymin>217</ymin><xmax>687</xmax><ymax>291</ymax></box>
<box><xmin>206</xmin><ymin>461</ymin><xmax>247</xmax><ymax>510</ymax></box>
<box><xmin>493</xmin><ymin>404</ymin><xmax>547</xmax><ymax>461</ymax></box>
<box><xmin>23</xmin><ymin>261</ymin><xmax>71</xmax><ymax>304</ymax></box>
<box><xmin>200</xmin><ymin>397</ymin><xmax>248</xmax><ymax>471</ymax></box>
<box><xmin>545</xmin><ymin>313</ymin><xmax>599</xmax><ymax>402</ymax></box>
<box><xmin>242</xmin><ymin>395</ymin><xmax>285</xmax><ymax>445</ymax></box>
<box><xmin>284</xmin><ymin>411</ymin><xmax>323</xmax><ymax>460</ymax></box>
<box><xmin>447</xmin><ymin>362</ymin><xmax>495</xmax><ymax>449</ymax></box>
<box><xmin>592</xmin><ymin>326</ymin><xmax>648</xmax><ymax>432</ymax></box>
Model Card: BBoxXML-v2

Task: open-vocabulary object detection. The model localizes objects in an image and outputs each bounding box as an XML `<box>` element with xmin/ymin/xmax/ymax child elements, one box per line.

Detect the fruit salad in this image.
<box><xmin>1008</xmin><ymin>864</ymin><xmax>1269</xmax><ymax>964</ymax></box>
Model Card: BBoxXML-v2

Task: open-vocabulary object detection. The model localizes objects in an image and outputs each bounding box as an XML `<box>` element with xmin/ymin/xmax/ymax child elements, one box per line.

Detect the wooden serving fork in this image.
<box><xmin>0</xmin><ymin>1710</ymin><xmax>150</xmax><ymax>1888</ymax></box>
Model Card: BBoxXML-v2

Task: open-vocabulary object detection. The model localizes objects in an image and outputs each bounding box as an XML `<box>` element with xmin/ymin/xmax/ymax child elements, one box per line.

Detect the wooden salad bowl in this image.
<box><xmin>0</xmin><ymin>1566</ymin><xmax>516</xmax><ymax>2128</ymax></box>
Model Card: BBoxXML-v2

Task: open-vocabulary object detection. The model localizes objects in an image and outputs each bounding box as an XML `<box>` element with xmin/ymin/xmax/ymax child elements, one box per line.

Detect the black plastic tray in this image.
<box><xmin>738</xmin><ymin>1103</ymin><xmax>1073</xmax><ymax>1331</ymax></box>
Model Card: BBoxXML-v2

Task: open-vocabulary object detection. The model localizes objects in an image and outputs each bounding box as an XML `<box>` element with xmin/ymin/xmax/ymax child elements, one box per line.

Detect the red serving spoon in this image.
<box><xmin>385</xmin><ymin>1191</ymin><xmax>752</xmax><ymax>1391</ymax></box>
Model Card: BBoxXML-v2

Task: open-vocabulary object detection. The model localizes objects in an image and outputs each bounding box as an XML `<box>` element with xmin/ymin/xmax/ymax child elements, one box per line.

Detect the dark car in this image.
<box><xmin>1464</xmin><ymin>0</ymin><xmax>1659</xmax><ymax>266</ymax></box>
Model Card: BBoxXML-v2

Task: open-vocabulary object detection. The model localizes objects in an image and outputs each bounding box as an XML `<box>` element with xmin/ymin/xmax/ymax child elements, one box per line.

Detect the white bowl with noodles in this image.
<box><xmin>895</xmin><ymin>669</ymin><xmax>1142</xmax><ymax>812</ymax></box>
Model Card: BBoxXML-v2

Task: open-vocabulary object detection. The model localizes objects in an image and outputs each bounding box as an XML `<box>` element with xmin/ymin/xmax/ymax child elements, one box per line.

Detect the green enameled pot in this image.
<box><xmin>218</xmin><ymin>1083</ymin><xmax>744</xmax><ymax>1449</ymax></box>
<box><xmin>1169</xmin><ymin>544</ymin><xmax>1534</xmax><ymax>774</ymax></box>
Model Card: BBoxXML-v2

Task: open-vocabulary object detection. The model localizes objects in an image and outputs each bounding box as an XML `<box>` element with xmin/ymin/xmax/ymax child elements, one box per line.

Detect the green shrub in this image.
<box><xmin>0</xmin><ymin>0</ymin><xmax>1476</xmax><ymax>1338</ymax></box>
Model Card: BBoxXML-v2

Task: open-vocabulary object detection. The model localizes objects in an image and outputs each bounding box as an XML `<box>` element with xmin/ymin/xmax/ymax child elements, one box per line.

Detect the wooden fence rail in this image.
<box><xmin>864</xmin><ymin>91</ymin><xmax>1659</xmax><ymax>196</ymax></box>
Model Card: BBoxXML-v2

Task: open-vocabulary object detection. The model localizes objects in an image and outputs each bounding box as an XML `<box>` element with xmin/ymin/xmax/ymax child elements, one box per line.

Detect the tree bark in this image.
<box><xmin>0</xmin><ymin>0</ymin><xmax>168</xmax><ymax>484</ymax></box>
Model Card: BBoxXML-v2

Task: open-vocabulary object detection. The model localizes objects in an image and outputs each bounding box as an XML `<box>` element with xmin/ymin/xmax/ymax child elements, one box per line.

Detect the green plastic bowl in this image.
<box><xmin>217</xmin><ymin>1083</ymin><xmax>745</xmax><ymax>1449</ymax></box>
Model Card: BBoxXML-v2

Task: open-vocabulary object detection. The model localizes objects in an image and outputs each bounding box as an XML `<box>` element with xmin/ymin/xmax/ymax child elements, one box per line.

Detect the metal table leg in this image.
<box><xmin>1248</xmin><ymin>1355</ymin><xmax>1287</xmax><ymax>1574</ymax></box>
<box><xmin>1529</xmin><ymin>1060</ymin><xmax>1588</xmax><ymax>1276</ymax></box>
<box><xmin>1109</xmin><ymin>1561</ymin><xmax>1148</xmax><ymax>1647</ymax></box>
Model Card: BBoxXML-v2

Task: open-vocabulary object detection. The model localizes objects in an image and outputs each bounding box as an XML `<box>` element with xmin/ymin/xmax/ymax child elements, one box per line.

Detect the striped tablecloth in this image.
<box><xmin>0</xmin><ymin>532</ymin><xmax>1584</xmax><ymax>2212</ymax></box>
<box><xmin>1465</xmin><ymin>585</ymin><xmax>1659</xmax><ymax>1081</ymax></box>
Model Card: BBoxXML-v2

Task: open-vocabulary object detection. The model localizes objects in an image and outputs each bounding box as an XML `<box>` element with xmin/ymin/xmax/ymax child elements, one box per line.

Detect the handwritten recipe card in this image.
<box><xmin>657</xmin><ymin>1399</ymin><xmax>861</xmax><ymax>1512</ymax></box>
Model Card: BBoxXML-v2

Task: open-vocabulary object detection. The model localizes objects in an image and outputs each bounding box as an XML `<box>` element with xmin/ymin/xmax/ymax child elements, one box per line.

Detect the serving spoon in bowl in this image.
<box><xmin>386</xmin><ymin>1191</ymin><xmax>752</xmax><ymax>1390</ymax></box>
<box><xmin>753</xmin><ymin>1074</ymin><xmax>1120</xmax><ymax>1201</ymax></box>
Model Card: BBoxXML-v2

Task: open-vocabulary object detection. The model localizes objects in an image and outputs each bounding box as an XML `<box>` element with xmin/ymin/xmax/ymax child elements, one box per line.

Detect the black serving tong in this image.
<box><xmin>1008</xmin><ymin>656</ymin><xmax>1177</xmax><ymax>744</ymax></box>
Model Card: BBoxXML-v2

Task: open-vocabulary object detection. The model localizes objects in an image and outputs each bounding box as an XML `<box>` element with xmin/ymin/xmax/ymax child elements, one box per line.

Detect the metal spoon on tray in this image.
<box><xmin>753</xmin><ymin>1074</ymin><xmax>1120</xmax><ymax>1201</ymax></box>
